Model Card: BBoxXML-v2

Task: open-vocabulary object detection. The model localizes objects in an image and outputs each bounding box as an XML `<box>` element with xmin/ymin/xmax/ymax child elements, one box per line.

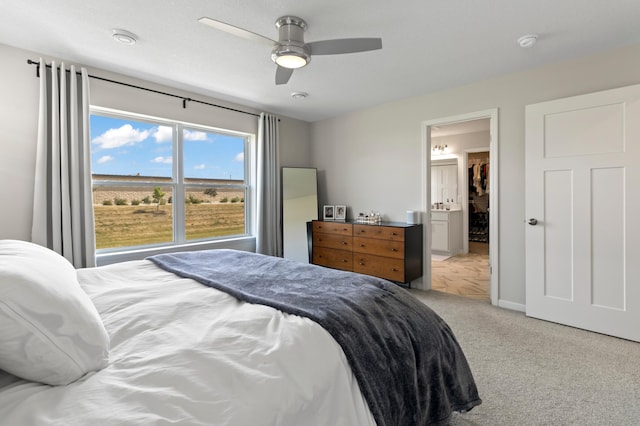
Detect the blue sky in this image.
<box><xmin>90</xmin><ymin>115</ymin><xmax>245</xmax><ymax>180</ymax></box>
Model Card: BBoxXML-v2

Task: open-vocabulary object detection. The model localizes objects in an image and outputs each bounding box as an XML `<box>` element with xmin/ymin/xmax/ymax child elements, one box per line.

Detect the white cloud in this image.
<box><xmin>194</xmin><ymin>164</ymin><xmax>205</xmax><ymax>170</ymax></box>
<box><xmin>97</xmin><ymin>155</ymin><xmax>114</xmax><ymax>164</ymax></box>
<box><xmin>153</xmin><ymin>126</ymin><xmax>173</xmax><ymax>143</ymax></box>
<box><xmin>234</xmin><ymin>152</ymin><xmax>244</xmax><ymax>162</ymax></box>
<box><xmin>151</xmin><ymin>156</ymin><xmax>173</xmax><ymax>164</ymax></box>
<box><xmin>184</xmin><ymin>130</ymin><xmax>208</xmax><ymax>141</ymax></box>
<box><xmin>92</xmin><ymin>124</ymin><xmax>149</xmax><ymax>149</ymax></box>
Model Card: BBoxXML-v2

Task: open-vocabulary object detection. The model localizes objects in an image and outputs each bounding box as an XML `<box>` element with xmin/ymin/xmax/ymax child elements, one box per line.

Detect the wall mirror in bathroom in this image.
<box><xmin>431</xmin><ymin>158</ymin><xmax>458</xmax><ymax>207</ymax></box>
<box><xmin>282</xmin><ymin>167</ymin><xmax>318</xmax><ymax>263</ymax></box>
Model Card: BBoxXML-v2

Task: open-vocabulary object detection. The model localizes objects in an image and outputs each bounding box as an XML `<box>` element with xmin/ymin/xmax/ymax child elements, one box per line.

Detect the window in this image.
<box><xmin>90</xmin><ymin>110</ymin><xmax>253</xmax><ymax>252</ymax></box>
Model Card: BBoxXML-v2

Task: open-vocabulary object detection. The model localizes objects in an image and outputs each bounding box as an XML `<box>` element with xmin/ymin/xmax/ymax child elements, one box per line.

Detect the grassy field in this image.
<box><xmin>94</xmin><ymin>202</ymin><xmax>245</xmax><ymax>249</ymax></box>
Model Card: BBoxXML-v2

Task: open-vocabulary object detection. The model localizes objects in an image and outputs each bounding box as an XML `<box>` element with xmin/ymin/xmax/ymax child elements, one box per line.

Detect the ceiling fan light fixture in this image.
<box><xmin>272</xmin><ymin>44</ymin><xmax>310</xmax><ymax>69</ymax></box>
<box><xmin>274</xmin><ymin>53</ymin><xmax>307</xmax><ymax>69</ymax></box>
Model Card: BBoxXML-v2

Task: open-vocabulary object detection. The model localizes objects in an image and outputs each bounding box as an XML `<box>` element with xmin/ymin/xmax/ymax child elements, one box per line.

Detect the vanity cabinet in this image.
<box><xmin>311</xmin><ymin>220</ymin><xmax>423</xmax><ymax>284</ymax></box>
<box><xmin>431</xmin><ymin>210</ymin><xmax>462</xmax><ymax>255</ymax></box>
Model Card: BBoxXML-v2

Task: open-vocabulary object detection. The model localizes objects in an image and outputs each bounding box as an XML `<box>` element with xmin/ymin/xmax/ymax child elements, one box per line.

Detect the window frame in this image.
<box><xmin>90</xmin><ymin>107</ymin><xmax>256</xmax><ymax>263</ymax></box>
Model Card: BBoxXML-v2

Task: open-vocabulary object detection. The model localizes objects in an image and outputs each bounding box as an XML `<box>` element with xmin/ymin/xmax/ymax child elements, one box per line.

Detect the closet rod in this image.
<box><xmin>468</xmin><ymin>158</ymin><xmax>489</xmax><ymax>166</ymax></box>
<box><xmin>27</xmin><ymin>59</ymin><xmax>264</xmax><ymax>119</ymax></box>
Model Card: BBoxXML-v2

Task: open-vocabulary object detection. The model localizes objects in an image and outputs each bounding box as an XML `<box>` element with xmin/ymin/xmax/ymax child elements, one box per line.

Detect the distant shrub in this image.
<box><xmin>230</xmin><ymin>197</ymin><xmax>240</xmax><ymax>203</ymax></box>
<box><xmin>220</xmin><ymin>197</ymin><xmax>228</xmax><ymax>203</ymax></box>
<box><xmin>204</xmin><ymin>188</ymin><xmax>217</xmax><ymax>199</ymax></box>
<box><xmin>188</xmin><ymin>194</ymin><xmax>202</xmax><ymax>204</ymax></box>
<box><xmin>168</xmin><ymin>196</ymin><xmax>172</xmax><ymax>204</ymax></box>
<box><xmin>131</xmin><ymin>199</ymin><xmax>140</xmax><ymax>206</ymax></box>
<box><xmin>114</xmin><ymin>197</ymin><xmax>128</xmax><ymax>206</ymax></box>
<box><xmin>142</xmin><ymin>196</ymin><xmax>152</xmax><ymax>204</ymax></box>
<box><xmin>102</xmin><ymin>199</ymin><xmax>113</xmax><ymax>206</ymax></box>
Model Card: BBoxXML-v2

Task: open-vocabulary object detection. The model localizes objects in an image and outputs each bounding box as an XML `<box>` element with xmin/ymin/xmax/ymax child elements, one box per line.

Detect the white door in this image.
<box><xmin>525</xmin><ymin>84</ymin><xmax>640</xmax><ymax>342</ymax></box>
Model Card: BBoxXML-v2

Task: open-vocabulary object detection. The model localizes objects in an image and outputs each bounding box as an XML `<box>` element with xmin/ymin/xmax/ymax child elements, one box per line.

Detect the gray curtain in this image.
<box><xmin>256</xmin><ymin>113</ymin><xmax>282</xmax><ymax>256</ymax></box>
<box><xmin>32</xmin><ymin>59</ymin><xmax>96</xmax><ymax>268</ymax></box>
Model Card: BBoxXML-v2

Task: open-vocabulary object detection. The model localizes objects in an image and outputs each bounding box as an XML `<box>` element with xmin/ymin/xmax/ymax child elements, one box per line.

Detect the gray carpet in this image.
<box><xmin>409</xmin><ymin>289</ymin><xmax>640</xmax><ymax>425</ymax></box>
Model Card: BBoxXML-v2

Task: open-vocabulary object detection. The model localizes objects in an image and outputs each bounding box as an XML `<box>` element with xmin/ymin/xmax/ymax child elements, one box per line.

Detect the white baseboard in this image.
<box><xmin>498</xmin><ymin>299</ymin><xmax>526</xmax><ymax>312</ymax></box>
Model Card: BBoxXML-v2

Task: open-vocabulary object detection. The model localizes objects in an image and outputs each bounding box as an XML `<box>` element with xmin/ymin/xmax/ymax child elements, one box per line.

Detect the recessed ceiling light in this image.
<box><xmin>517</xmin><ymin>34</ymin><xmax>538</xmax><ymax>48</ymax></box>
<box><xmin>112</xmin><ymin>29</ymin><xmax>137</xmax><ymax>45</ymax></box>
<box><xmin>291</xmin><ymin>91</ymin><xmax>308</xmax><ymax>99</ymax></box>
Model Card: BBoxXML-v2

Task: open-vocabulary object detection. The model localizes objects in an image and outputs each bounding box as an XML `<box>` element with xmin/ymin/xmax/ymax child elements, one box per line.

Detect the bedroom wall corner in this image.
<box><xmin>0</xmin><ymin>43</ymin><xmax>40</xmax><ymax>241</ymax></box>
<box><xmin>279</xmin><ymin>117</ymin><xmax>312</xmax><ymax>168</ymax></box>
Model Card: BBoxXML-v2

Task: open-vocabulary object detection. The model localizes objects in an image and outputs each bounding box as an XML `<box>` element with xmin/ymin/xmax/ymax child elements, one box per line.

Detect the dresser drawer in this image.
<box><xmin>312</xmin><ymin>247</ymin><xmax>353</xmax><ymax>271</ymax></box>
<box><xmin>310</xmin><ymin>220</ymin><xmax>423</xmax><ymax>284</ymax></box>
<box><xmin>353</xmin><ymin>224</ymin><xmax>404</xmax><ymax>241</ymax></box>
<box><xmin>313</xmin><ymin>233</ymin><xmax>352</xmax><ymax>250</ymax></box>
<box><xmin>313</xmin><ymin>221</ymin><xmax>353</xmax><ymax>236</ymax></box>
<box><xmin>353</xmin><ymin>236</ymin><xmax>404</xmax><ymax>259</ymax></box>
<box><xmin>353</xmin><ymin>254</ymin><xmax>405</xmax><ymax>282</ymax></box>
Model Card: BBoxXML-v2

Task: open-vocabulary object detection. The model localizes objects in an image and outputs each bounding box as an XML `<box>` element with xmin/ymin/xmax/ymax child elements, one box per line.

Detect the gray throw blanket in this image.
<box><xmin>148</xmin><ymin>249</ymin><xmax>481</xmax><ymax>426</ymax></box>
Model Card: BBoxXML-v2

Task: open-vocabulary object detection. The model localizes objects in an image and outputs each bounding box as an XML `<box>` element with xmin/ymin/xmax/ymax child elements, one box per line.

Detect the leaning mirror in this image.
<box><xmin>282</xmin><ymin>167</ymin><xmax>318</xmax><ymax>263</ymax></box>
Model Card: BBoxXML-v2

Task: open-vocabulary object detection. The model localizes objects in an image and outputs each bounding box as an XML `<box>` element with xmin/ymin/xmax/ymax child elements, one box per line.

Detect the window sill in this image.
<box><xmin>95</xmin><ymin>236</ymin><xmax>256</xmax><ymax>267</ymax></box>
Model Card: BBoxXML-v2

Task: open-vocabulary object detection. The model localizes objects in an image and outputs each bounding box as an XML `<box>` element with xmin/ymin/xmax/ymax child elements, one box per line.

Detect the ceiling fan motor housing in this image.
<box><xmin>272</xmin><ymin>16</ymin><xmax>310</xmax><ymax>67</ymax></box>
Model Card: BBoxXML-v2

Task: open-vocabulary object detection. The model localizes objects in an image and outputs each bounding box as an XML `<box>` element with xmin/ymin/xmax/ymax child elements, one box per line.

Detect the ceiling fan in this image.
<box><xmin>198</xmin><ymin>15</ymin><xmax>382</xmax><ymax>85</ymax></box>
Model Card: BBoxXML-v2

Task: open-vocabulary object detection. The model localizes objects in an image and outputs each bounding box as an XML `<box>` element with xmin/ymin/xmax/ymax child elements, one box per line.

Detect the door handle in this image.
<box><xmin>527</xmin><ymin>218</ymin><xmax>538</xmax><ymax>226</ymax></box>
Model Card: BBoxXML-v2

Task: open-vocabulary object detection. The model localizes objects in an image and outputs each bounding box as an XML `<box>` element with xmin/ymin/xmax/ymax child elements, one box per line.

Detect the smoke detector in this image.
<box><xmin>112</xmin><ymin>29</ymin><xmax>137</xmax><ymax>45</ymax></box>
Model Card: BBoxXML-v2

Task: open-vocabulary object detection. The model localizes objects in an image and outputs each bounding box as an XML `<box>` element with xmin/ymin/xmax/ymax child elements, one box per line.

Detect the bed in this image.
<box><xmin>0</xmin><ymin>239</ymin><xmax>480</xmax><ymax>425</ymax></box>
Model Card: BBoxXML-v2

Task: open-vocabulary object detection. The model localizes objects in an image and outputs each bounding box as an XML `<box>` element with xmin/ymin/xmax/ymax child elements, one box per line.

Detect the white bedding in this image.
<box><xmin>0</xmin><ymin>260</ymin><xmax>376</xmax><ymax>426</ymax></box>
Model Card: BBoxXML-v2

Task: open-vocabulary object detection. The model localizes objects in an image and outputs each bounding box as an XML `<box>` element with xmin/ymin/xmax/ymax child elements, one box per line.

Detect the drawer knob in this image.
<box><xmin>342</xmin><ymin>259</ymin><xmax>348</xmax><ymax>263</ymax></box>
<box><xmin>391</xmin><ymin>268</ymin><xmax>398</xmax><ymax>272</ymax></box>
<box><xmin>391</xmin><ymin>248</ymin><xmax>397</xmax><ymax>252</ymax></box>
<box><xmin>360</xmin><ymin>262</ymin><xmax>365</xmax><ymax>265</ymax></box>
<box><xmin>391</xmin><ymin>232</ymin><xmax>398</xmax><ymax>236</ymax></box>
<box><xmin>342</xmin><ymin>241</ymin><xmax>347</xmax><ymax>245</ymax></box>
<box><xmin>360</xmin><ymin>244</ymin><xmax>365</xmax><ymax>247</ymax></box>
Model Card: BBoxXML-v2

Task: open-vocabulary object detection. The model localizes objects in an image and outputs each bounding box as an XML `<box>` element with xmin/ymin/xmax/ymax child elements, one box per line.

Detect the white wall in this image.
<box><xmin>0</xmin><ymin>45</ymin><xmax>40</xmax><ymax>240</ymax></box>
<box><xmin>0</xmin><ymin>43</ymin><xmax>311</xmax><ymax>243</ymax></box>
<box><xmin>310</xmin><ymin>43</ymin><xmax>640</xmax><ymax>305</ymax></box>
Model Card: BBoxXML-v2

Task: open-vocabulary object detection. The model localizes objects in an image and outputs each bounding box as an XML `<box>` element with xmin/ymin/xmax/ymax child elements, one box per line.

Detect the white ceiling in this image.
<box><xmin>2</xmin><ymin>1</ymin><xmax>640</xmax><ymax>122</ymax></box>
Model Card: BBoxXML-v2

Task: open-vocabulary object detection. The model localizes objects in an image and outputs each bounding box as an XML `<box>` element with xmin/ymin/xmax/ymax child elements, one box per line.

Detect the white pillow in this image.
<box><xmin>0</xmin><ymin>239</ymin><xmax>109</xmax><ymax>385</ymax></box>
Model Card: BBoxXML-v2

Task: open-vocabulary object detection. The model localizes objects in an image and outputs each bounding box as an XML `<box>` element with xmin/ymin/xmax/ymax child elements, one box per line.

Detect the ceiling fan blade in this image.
<box><xmin>198</xmin><ymin>17</ymin><xmax>275</xmax><ymax>46</ymax></box>
<box><xmin>307</xmin><ymin>38</ymin><xmax>382</xmax><ymax>55</ymax></box>
<box><xmin>275</xmin><ymin>66</ymin><xmax>294</xmax><ymax>85</ymax></box>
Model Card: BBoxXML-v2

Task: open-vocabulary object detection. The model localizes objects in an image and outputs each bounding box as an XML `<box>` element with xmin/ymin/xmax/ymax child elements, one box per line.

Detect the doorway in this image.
<box><xmin>421</xmin><ymin>109</ymin><xmax>499</xmax><ymax>305</ymax></box>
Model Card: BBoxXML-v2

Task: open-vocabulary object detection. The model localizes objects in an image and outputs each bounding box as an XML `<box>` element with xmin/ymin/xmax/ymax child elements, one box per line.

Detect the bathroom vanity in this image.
<box><xmin>431</xmin><ymin>209</ymin><xmax>462</xmax><ymax>256</ymax></box>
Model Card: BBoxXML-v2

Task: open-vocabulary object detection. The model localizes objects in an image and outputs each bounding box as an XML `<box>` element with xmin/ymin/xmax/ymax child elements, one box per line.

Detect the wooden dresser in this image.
<box><xmin>311</xmin><ymin>220</ymin><xmax>423</xmax><ymax>284</ymax></box>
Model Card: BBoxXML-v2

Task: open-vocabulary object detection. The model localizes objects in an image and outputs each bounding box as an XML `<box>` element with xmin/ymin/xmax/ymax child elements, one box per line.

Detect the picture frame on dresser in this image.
<box><xmin>323</xmin><ymin>205</ymin><xmax>335</xmax><ymax>220</ymax></box>
<box><xmin>335</xmin><ymin>205</ymin><xmax>346</xmax><ymax>221</ymax></box>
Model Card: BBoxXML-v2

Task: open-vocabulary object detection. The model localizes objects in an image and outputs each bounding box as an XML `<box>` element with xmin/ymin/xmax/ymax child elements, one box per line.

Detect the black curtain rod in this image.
<box><xmin>27</xmin><ymin>59</ymin><xmax>261</xmax><ymax>118</ymax></box>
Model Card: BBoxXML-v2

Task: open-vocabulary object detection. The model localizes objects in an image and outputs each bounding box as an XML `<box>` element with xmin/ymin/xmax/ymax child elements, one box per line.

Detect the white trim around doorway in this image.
<box><xmin>421</xmin><ymin>108</ymin><xmax>499</xmax><ymax>306</ymax></box>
